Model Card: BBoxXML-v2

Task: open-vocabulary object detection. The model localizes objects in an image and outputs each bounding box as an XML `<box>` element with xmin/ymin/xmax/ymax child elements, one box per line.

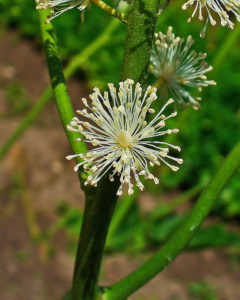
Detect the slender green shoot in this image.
<box><xmin>38</xmin><ymin>9</ymin><xmax>87</xmax><ymax>185</ymax></box>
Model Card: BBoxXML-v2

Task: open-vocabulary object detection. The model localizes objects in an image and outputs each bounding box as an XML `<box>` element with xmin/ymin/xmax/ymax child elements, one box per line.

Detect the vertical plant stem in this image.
<box><xmin>72</xmin><ymin>0</ymin><xmax>159</xmax><ymax>298</ymax></box>
<box><xmin>105</xmin><ymin>142</ymin><xmax>240</xmax><ymax>300</ymax></box>
<box><xmin>120</xmin><ymin>0</ymin><xmax>159</xmax><ymax>83</ymax></box>
<box><xmin>72</xmin><ymin>178</ymin><xmax>119</xmax><ymax>300</ymax></box>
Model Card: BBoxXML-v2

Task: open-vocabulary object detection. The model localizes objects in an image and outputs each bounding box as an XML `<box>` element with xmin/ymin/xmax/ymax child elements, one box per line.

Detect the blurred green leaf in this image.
<box><xmin>189</xmin><ymin>281</ymin><xmax>218</xmax><ymax>300</ymax></box>
<box><xmin>59</xmin><ymin>207</ymin><xmax>83</xmax><ymax>235</ymax></box>
<box><xmin>189</xmin><ymin>225</ymin><xmax>240</xmax><ymax>249</ymax></box>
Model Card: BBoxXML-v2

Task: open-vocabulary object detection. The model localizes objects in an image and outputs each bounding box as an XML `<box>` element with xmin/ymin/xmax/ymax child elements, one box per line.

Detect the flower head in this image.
<box><xmin>149</xmin><ymin>27</ymin><xmax>216</xmax><ymax>110</ymax></box>
<box><xmin>182</xmin><ymin>0</ymin><xmax>240</xmax><ymax>37</ymax></box>
<box><xmin>35</xmin><ymin>0</ymin><xmax>89</xmax><ymax>21</ymax></box>
<box><xmin>66</xmin><ymin>79</ymin><xmax>182</xmax><ymax>196</ymax></box>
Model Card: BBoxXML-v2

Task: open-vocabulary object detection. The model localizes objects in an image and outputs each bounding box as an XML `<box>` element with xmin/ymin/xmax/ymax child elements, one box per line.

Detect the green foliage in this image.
<box><xmin>57</xmin><ymin>204</ymin><xmax>83</xmax><ymax>236</ymax></box>
<box><xmin>188</xmin><ymin>225</ymin><xmax>240</xmax><ymax>249</ymax></box>
<box><xmin>189</xmin><ymin>281</ymin><xmax>218</xmax><ymax>300</ymax></box>
<box><xmin>59</xmin><ymin>203</ymin><xmax>240</xmax><ymax>253</ymax></box>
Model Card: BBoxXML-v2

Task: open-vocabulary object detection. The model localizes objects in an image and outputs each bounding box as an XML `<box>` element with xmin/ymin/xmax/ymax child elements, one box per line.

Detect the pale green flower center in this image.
<box><xmin>117</xmin><ymin>130</ymin><xmax>133</xmax><ymax>149</ymax></box>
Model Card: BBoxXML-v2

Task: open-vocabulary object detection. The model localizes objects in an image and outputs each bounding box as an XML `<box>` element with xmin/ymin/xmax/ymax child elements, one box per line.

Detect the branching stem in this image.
<box><xmin>91</xmin><ymin>0</ymin><xmax>127</xmax><ymax>23</ymax></box>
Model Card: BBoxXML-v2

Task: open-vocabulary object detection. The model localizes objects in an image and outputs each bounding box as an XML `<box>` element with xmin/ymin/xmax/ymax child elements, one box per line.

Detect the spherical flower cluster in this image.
<box><xmin>66</xmin><ymin>79</ymin><xmax>182</xmax><ymax>196</ymax></box>
<box><xmin>35</xmin><ymin>0</ymin><xmax>89</xmax><ymax>21</ymax></box>
<box><xmin>149</xmin><ymin>27</ymin><xmax>216</xmax><ymax>110</ymax></box>
<box><xmin>182</xmin><ymin>0</ymin><xmax>240</xmax><ymax>37</ymax></box>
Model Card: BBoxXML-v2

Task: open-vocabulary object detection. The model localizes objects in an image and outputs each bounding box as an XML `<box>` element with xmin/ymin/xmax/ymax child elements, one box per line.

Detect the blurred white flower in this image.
<box><xmin>182</xmin><ymin>0</ymin><xmax>240</xmax><ymax>37</ymax></box>
<box><xmin>150</xmin><ymin>27</ymin><xmax>216</xmax><ymax>109</ymax></box>
<box><xmin>35</xmin><ymin>0</ymin><xmax>89</xmax><ymax>21</ymax></box>
<box><xmin>66</xmin><ymin>79</ymin><xmax>182</xmax><ymax>196</ymax></box>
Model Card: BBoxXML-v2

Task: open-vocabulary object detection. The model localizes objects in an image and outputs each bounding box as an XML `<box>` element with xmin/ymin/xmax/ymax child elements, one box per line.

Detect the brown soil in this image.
<box><xmin>0</xmin><ymin>31</ymin><xmax>240</xmax><ymax>300</ymax></box>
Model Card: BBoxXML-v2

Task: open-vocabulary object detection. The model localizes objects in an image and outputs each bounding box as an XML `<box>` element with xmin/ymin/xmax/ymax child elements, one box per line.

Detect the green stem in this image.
<box><xmin>72</xmin><ymin>178</ymin><xmax>119</xmax><ymax>300</ymax></box>
<box><xmin>72</xmin><ymin>0</ymin><xmax>159</xmax><ymax>297</ymax></box>
<box><xmin>38</xmin><ymin>9</ymin><xmax>88</xmax><ymax>185</ymax></box>
<box><xmin>0</xmin><ymin>18</ymin><xmax>119</xmax><ymax>162</ymax></box>
<box><xmin>104</xmin><ymin>2</ymin><xmax>180</xmax><ymax>249</ymax></box>
<box><xmin>71</xmin><ymin>1</ymin><xmax>159</xmax><ymax>298</ymax></box>
<box><xmin>105</xmin><ymin>142</ymin><xmax>240</xmax><ymax>300</ymax></box>
<box><xmin>120</xmin><ymin>0</ymin><xmax>159</xmax><ymax>83</ymax></box>
<box><xmin>91</xmin><ymin>0</ymin><xmax>126</xmax><ymax>23</ymax></box>
<box><xmin>104</xmin><ymin>1</ymin><xmax>181</xmax><ymax>249</ymax></box>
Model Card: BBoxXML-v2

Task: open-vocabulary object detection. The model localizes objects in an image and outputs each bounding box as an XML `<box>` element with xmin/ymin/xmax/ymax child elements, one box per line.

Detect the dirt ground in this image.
<box><xmin>0</xmin><ymin>31</ymin><xmax>240</xmax><ymax>300</ymax></box>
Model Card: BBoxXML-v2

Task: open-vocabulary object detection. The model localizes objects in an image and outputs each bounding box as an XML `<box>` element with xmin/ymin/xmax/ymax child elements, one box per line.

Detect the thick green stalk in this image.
<box><xmin>120</xmin><ymin>0</ymin><xmax>159</xmax><ymax>83</ymax></box>
<box><xmin>103</xmin><ymin>2</ymin><xmax>180</xmax><ymax>249</ymax></box>
<box><xmin>72</xmin><ymin>177</ymin><xmax>119</xmax><ymax>300</ymax></box>
<box><xmin>71</xmin><ymin>1</ymin><xmax>159</xmax><ymax>298</ymax></box>
<box><xmin>105</xmin><ymin>142</ymin><xmax>240</xmax><ymax>300</ymax></box>
<box><xmin>72</xmin><ymin>1</ymin><xmax>159</xmax><ymax>298</ymax></box>
<box><xmin>0</xmin><ymin>18</ymin><xmax>120</xmax><ymax>162</ymax></box>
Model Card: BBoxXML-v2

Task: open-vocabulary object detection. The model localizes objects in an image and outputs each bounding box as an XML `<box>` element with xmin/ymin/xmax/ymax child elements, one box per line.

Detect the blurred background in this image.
<box><xmin>0</xmin><ymin>0</ymin><xmax>240</xmax><ymax>299</ymax></box>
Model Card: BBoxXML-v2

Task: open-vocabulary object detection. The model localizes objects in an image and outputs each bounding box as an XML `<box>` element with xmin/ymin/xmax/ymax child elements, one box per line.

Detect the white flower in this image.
<box><xmin>66</xmin><ymin>79</ymin><xmax>182</xmax><ymax>196</ymax></box>
<box><xmin>182</xmin><ymin>0</ymin><xmax>240</xmax><ymax>37</ymax></box>
<box><xmin>150</xmin><ymin>27</ymin><xmax>216</xmax><ymax>110</ymax></box>
<box><xmin>35</xmin><ymin>0</ymin><xmax>89</xmax><ymax>21</ymax></box>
